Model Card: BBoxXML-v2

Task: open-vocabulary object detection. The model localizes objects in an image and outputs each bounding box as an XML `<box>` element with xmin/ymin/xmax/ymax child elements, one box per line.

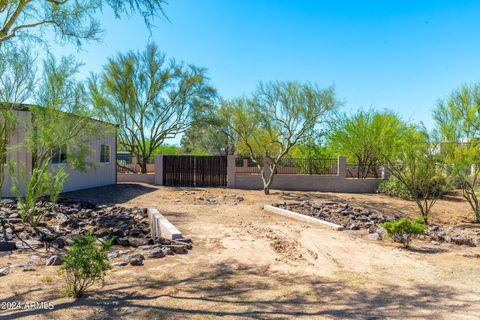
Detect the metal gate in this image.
<box><xmin>163</xmin><ymin>155</ymin><xmax>227</xmax><ymax>187</ymax></box>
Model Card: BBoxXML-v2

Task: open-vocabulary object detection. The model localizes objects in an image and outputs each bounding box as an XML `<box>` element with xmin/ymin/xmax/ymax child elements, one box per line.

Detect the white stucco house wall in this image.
<box><xmin>1</xmin><ymin>106</ymin><xmax>117</xmax><ymax>197</ymax></box>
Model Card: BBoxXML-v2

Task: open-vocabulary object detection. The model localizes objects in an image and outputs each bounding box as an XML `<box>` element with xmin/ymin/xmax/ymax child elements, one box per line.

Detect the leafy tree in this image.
<box><xmin>0</xmin><ymin>46</ymin><xmax>35</xmax><ymax>192</ymax></box>
<box><xmin>327</xmin><ymin>109</ymin><xmax>406</xmax><ymax>178</ymax></box>
<box><xmin>433</xmin><ymin>83</ymin><xmax>480</xmax><ymax>222</ymax></box>
<box><xmin>89</xmin><ymin>43</ymin><xmax>216</xmax><ymax>173</ymax></box>
<box><xmin>218</xmin><ymin>81</ymin><xmax>337</xmax><ymax>195</ymax></box>
<box><xmin>181</xmin><ymin>124</ymin><xmax>233</xmax><ymax>155</ymax></box>
<box><xmin>289</xmin><ymin>128</ymin><xmax>334</xmax><ymax>159</ymax></box>
<box><xmin>10</xmin><ymin>54</ymin><xmax>102</xmax><ymax>226</ymax></box>
<box><xmin>62</xmin><ymin>232</ymin><xmax>112</xmax><ymax>298</ymax></box>
<box><xmin>0</xmin><ymin>0</ymin><xmax>167</xmax><ymax>47</ymax></box>
<box><xmin>381</xmin><ymin>127</ymin><xmax>449</xmax><ymax>224</ymax></box>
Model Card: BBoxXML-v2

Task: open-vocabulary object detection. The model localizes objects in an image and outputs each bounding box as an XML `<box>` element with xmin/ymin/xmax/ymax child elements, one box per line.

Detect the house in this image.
<box><xmin>1</xmin><ymin>105</ymin><xmax>117</xmax><ymax>197</ymax></box>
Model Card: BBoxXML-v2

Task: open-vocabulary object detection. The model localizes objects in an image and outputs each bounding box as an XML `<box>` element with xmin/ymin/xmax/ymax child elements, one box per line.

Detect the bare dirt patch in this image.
<box><xmin>1</xmin><ymin>184</ymin><xmax>479</xmax><ymax>319</ymax></box>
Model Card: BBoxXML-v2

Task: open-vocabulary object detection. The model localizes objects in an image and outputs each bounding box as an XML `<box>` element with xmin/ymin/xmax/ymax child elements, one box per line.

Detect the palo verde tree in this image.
<box><xmin>433</xmin><ymin>83</ymin><xmax>480</xmax><ymax>223</ymax></box>
<box><xmin>9</xmin><ymin>54</ymin><xmax>101</xmax><ymax>227</ymax></box>
<box><xmin>381</xmin><ymin>126</ymin><xmax>449</xmax><ymax>224</ymax></box>
<box><xmin>327</xmin><ymin>109</ymin><xmax>406</xmax><ymax>178</ymax></box>
<box><xmin>0</xmin><ymin>0</ymin><xmax>167</xmax><ymax>47</ymax></box>
<box><xmin>89</xmin><ymin>43</ymin><xmax>216</xmax><ymax>173</ymax></box>
<box><xmin>218</xmin><ymin>81</ymin><xmax>337</xmax><ymax>195</ymax></box>
<box><xmin>0</xmin><ymin>45</ymin><xmax>36</xmax><ymax>192</ymax></box>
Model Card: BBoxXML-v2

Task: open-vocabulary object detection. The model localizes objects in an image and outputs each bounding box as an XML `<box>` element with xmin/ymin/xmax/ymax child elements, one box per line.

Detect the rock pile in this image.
<box><xmin>0</xmin><ymin>198</ymin><xmax>193</xmax><ymax>252</ymax></box>
<box><xmin>273</xmin><ymin>200</ymin><xmax>400</xmax><ymax>232</ymax></box>
<box><xmin>273</xmin><ymin>200</ymin><xmax>479</xmax><ymax>247</ymax></box>
<box><xmin>426</xmin><ymin>225</ymin><xmax>479</xmax><ymax>247</ymax></box>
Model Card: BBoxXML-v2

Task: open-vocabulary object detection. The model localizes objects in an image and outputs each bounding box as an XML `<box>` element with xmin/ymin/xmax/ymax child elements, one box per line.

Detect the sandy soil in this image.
<box><xmin>1</xmin><ymin>183</ymin><xmax>479</xmax><ymax>319</ymax></box>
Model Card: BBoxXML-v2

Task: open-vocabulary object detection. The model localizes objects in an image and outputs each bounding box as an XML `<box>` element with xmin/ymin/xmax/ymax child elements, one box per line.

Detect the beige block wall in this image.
<box><xmin>228</xmin><ymin>155</ymin><xmax>385</xmax><ymax>193</ymax></box>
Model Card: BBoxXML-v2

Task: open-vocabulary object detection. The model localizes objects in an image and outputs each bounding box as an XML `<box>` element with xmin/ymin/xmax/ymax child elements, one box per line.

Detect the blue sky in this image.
<box><xmin>53</xmin><ymin>0</ymin><xmax>480</xmax><ymax>131</ymax></box>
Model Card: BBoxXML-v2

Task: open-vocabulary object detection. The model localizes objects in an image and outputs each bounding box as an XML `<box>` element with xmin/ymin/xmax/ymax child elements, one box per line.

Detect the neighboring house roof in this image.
<box><xmin>0</xmin><ymin>103</ymin><xmax>119</xmax><ymax>127</ymax></box>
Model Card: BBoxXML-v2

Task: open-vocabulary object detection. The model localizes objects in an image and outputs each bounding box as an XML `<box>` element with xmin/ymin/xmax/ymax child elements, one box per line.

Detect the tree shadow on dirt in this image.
<box><xmin>1</xmin><ymin>262</ymin><xmax>478</xmax><ymax>319</ymax></box>
<box><xmin>61</xmin><ymin>183</ymin><xmax>158</xmax><ymax>206</ymax></box>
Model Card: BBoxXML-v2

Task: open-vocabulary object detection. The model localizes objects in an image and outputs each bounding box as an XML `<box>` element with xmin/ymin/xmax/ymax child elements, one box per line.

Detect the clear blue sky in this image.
<box><xmin>53</xmin><ymin>0</ymin><xmax>480</xmax><ymax>130</ymax></box>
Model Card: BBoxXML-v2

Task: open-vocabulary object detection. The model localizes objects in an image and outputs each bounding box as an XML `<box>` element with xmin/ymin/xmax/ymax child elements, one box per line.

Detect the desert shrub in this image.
<box><xmin>378</xmin><ymin>175</ymin><xmax>452</xmax><ymax>201</ymax></box>
<box><xmin>62</xmin><ymin>232</ymin><xmax>112</xmax><ymax>298</ymax></box>
<box><xmin>381</xmin><ymin>217</ymin><xmax>427</xmax><ymax>247</ymax></box>
<box><xmin>377</xmin><ymin>178</ymin><xmax>411</xmax><ymax>199</ymax></box>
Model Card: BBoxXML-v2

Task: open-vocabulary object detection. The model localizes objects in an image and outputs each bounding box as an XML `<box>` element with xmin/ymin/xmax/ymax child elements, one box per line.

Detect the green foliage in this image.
<box><xmin>378</xmin><ymin>176</ymin><xmax>451</xmax><ymax>200</ymax></box>
<box><xmin>8</xmin><ymin>162</ymin><xmax>68</xmax><ymax>227</ymax></box>
<box><xmin>381</xmin><ymin>126</ymin><xmax>446</xmax><ymax>224</ymax></box>
<box><xmin>0</xmin><ymin>0</ymin><xmax>167</xmax><ymax>47</ymax></box>
<box><xmin>181</xmin><ymin>124</ymin><xmax>233</xmax><ymax>155</ymax></box>
<box><xmin>377</xmin><ymin>178</ymin><xmax>411</xmax><ymax>199</ymax></box>
<box><xmin>381</xmin><ymin>217</ymin><xmax>427</xmax><ymax>247</ymax></box>
<box><xmin>327</xmin><ymin>109</ymin><xmax>406</xmax><ymax>178</ymax></box>
<box><xmin>62</xmin><ymin>232</ymin><xmax>112</xmax><ymax>298</ymax></box>
<box><xmin>217</xmin><ymin>81</ymin><xmax>337</xmax><ymax>194</ymax></box>
<box><xmin>433</xmin><ymin>83</ymin><xmax>480</xmax><ymax>222</ymax></box>
<box><xmin>89</xmin><ymin>42</ymin><xmax>216</xmax><ymax>173</ymax></box>
<box><xmin>7</xmin><ymin>54</ymin><xmax>101</xmax><ymax>227</ymax></box>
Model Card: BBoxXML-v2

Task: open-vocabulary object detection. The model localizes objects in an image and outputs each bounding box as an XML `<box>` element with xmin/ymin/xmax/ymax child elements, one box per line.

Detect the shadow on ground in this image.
<box><xmin>61</xmin><ymin>183</ymin><xmax>158</xmax><ymax>206</ymax></box>
<box><xmin>1</xmin><ymin>262</ymin><xmax>477</xmax><ymax>319</ymax></box>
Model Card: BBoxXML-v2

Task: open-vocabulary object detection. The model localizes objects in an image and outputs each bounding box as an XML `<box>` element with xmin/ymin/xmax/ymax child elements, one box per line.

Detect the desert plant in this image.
<box><xmin>217</xmin><ymin>81</ymin><xmax>337</xmax><ymax>194</ymax></box>
<box><xmin>433</xmin><ymin>83</ymin><xmax>480</xmax><ymax>223</ymax></box>
<box><xmin>62</xmin><ymin>232</ymin><xmax>112</xmax><ymax>298</ymax></box>
<box><xmin>377</xmin><ymin>178</ymin><xmax>411</xmax><ymax>199</ymax></box>
<box><xmin>327</xmin><ymin>109</ymin><xmax>406</xmax><ymax>178</ymax></box>
<box><xmin>8</xmin><ymin>162</ymin><xmax>68</xmax><ymax>227</ymax></box>
<box><xmin>381</xmin><ymin>217</ymin><xmax>427</xmax><ymax>247</ymax></box>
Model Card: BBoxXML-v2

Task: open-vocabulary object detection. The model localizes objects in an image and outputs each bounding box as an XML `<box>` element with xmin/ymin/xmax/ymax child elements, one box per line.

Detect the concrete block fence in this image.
<box><xmin>153</xmin><ymin>155</ymin><xmax>387</xmax><ymax>193</ymax></box>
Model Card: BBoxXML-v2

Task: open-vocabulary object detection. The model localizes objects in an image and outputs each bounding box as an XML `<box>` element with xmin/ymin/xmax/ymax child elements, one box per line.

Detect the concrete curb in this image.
<box><xmin>263</xmin><ymin>205</ymin><xmax>345</xmax><ymax>231</ymax></box>
<box><xmin>148</xmin><ymin>208</ymin><xmax>183</xmax><ymax>240</ymax></box>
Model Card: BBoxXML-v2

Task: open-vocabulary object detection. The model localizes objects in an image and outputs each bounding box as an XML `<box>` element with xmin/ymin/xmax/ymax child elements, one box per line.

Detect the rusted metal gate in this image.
<box><xmin>163</xmin><ymin>155</ymin><xmax>227</xmax><ymax>187</ymax></box>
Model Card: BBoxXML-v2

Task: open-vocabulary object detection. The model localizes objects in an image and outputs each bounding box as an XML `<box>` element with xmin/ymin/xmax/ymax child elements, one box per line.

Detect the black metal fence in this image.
<box><xmin>235</xmin><ymin>156</ymin><xmax>338</xmax><ymax>175</ymax></box>
<box><xmin>277</xmin><ymin>158</ymin><xmax>338</xmax><ymax>175</ymax></box>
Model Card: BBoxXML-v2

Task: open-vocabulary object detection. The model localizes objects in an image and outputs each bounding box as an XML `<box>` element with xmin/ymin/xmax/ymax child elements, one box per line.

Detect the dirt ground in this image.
<box><xmin>1</xmin><ymin>183</ymin><xmax>480</xmax><ymax>319</ymax></box>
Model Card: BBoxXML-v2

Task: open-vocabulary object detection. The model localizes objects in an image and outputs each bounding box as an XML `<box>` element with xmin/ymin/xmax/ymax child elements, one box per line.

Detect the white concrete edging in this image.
<box><xmin>147</xmin><ymin>208</ymin><xmax>183</xmax><ymax>240</ymax></box>
<box><xmin>263</xmin><ymin>205</ymin><xmax>345</xmax><ymax>231</ymax></box>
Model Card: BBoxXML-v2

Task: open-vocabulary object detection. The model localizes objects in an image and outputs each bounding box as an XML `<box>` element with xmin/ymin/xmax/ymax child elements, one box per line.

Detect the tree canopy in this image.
<box><xmin>218</xmin><ymin>81</ymin><xmax>337</xmax><ymax>194</ymax></box>
<box><xmin>433</xmin><ymin>83</ymin><xmax>480</xmax><ymax>222</ymax></box>
<box><xmin>327</xmin><ymin>109</ymin><xmax>406</xmax><ymax>178</ymax></box>
<box><xmin>89</xmin><ymin>43</ymin><xmax>216</xmax><ymax>173</ymax></box>
<box><xmin>0</xmin><ymin>0</ymin><xmax>167</xmax><ymax>47</ymax></box>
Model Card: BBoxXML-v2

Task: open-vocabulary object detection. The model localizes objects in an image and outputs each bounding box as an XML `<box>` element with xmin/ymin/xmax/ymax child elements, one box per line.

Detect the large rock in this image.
<box><xmin>0</xmin><ymin>267</ymin><xmax>9</xmax><ymax>276</ymax></box>
<box><xmin>147</xmin><ymin>246</ymin><xmax>170</xmax><ymax>259</ymax></box>
<box><xmin>128</xmin><ymin>253</ymin><xmax>144</xmax><ymax>266</ymax></box>
<box><xmin>46</xmin><ymin>254</ymin><xmax>63</xmax><ymax>266</ymax></box>
<box><xmin>127</xmin><ymin>237</ymin><xmax>149</xmax><ymax>247</ymax></box>
<box><xmin>167</xmin><ymin>244</ymin><xmax>188</xmax><ymax>254</ymax></box>
<box><xmin>368</xmin><ymin>233</ymin><xmax>381</xmax><ymax>241</ymax></box>
<box><xmin>450</xmin><ymin>234</ymin><xmax>476</xmax><ymax>247</ymax></box>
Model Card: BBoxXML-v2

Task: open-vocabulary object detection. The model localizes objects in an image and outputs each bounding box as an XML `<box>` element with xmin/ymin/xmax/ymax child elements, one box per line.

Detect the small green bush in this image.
<box><xmin>62</xmin><ymin>232</ymin><xmax>112</xmax><ymax>298</ymax></box>
<box><xmin>378</xmin><ymin>175</ymin><xmax>452</xmax><ymax>200</ymax></box>
<box><xmin>377</xmin><ymin>178</ymin><xmax>411</xmax><ymax>199</ymax></box>
<box><xmin>381</xmin><ymin>217</ymin><xmax>426</xmax><ymax>247</ymax></box>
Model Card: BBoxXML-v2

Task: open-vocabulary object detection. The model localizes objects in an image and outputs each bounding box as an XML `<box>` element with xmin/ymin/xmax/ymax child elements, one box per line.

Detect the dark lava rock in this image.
<box><xmin>128</xmin><ymin>253</ymin><xmax>144</xmax><ymax>266</ymax></box>
<box><xmin>147</xmin><ymin>246</ymin><xmax>170</xmax><ymax>258</ymax></box>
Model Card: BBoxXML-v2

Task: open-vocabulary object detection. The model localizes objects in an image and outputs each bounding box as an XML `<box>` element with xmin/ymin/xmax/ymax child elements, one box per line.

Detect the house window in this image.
<box><xmin>100</xmin><ymin>144</ymin><xmax>110</xmax><ymax>163</ymax></box>
<box><xmin>52</xmin><ymin>146</ymin><xmax>67</xmax><ymax>164</ymax></box>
